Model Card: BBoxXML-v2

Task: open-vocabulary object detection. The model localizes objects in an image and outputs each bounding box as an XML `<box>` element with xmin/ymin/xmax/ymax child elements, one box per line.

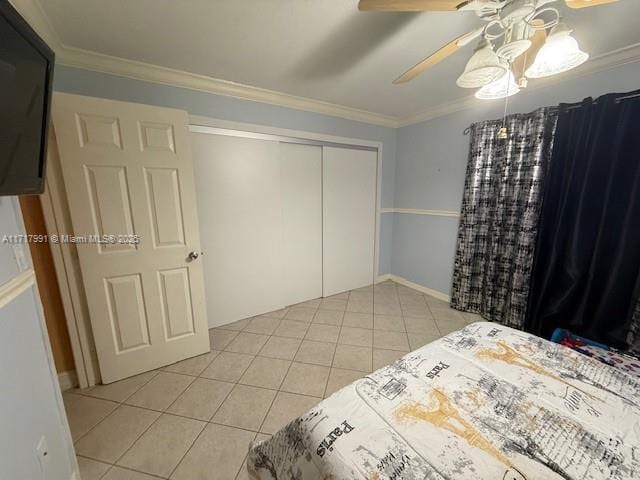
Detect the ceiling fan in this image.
<box><xmin>359</xmin><ymin>0</ymin><xmax>619</xmax><ymax>100</ymax></box>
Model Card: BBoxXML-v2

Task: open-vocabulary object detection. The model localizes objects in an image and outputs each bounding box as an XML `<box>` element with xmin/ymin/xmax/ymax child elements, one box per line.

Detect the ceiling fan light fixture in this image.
<box><xmin>496</xmin><ymin>21</ymin><xmax>532</xmax><ymax>62</ymax></box>
<box><xmin>496</xmin><ymin>38</ymin><xmax>532</xmax><ymax>61</ymax></box>
<box><xmin>525</xmin><ymin>23</ymin><xmax>589</xmax><ymax>78</ymax></box>
<box><xmin>456</xmin><ymin>40</ymin><xmax>507</xmax><ymax>88</ymax></box>
<box><xmin>475</xmin><ymin>69</ymin><xmax>521</xmax><ymax>100</ymax></box>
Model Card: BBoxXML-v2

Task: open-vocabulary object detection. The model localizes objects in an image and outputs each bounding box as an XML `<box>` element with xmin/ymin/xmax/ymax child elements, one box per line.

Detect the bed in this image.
<box><xmin>247</xmin><ymin>322</ymin><xmax>640</xmax><ymax>480</ymax></box>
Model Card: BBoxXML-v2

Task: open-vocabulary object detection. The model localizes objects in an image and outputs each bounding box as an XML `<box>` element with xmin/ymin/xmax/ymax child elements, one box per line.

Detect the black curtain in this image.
<box><xmin>526</xmin><ymin>90</ymin><xmax>640</xmax><ymax>348</ymax></box>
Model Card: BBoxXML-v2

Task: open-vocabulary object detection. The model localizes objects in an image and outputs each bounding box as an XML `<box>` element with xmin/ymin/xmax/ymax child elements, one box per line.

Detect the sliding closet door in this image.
<box><xmin>322</xmin><ymin>147</ymin><xmax>377</xmax><ymax>296</ymax></box>
<box><xmin>281</xmin><ymin>143</ymin><xmax>322</xmax><ymax>306</ymax></box>
<box><xmin>190</xmin><ymin>133</ymin><xmax>284</xmax><ymax>327</ymax></box>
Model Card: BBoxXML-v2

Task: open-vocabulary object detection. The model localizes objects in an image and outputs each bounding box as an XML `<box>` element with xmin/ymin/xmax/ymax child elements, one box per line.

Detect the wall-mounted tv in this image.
<box><xmin>0</xmin><ymin>0</ymin><xmax>54</xmax><ymax>195</ymax></box>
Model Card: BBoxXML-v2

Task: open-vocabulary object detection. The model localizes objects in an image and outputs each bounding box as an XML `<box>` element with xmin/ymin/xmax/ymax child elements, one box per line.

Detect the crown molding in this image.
<box><xmin>397</xmin><ymin>42</ymin><xmax>640</xmax><ymax>127</ymax></box>
<box><xmin>56</xmin><ymin>47</ymin><xmax>400</xmax><ymax>128</ymax></box>
<box><xmin>11</xmin><ymin>1</ymin><xmax>398</xmax><ymax>128</ymax></box>
<box><xmin>9</xmin><ymin>0</ymin><xmax>63</xmax><ymax>51</ymax></box>
<box><xmin>12</xmin><ymin>0</ymin><xmax>640</xmax><ymax>130</ymax></box>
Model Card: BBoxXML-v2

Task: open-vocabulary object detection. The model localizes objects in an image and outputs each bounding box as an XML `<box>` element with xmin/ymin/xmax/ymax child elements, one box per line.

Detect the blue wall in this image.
<box><xmin>0</xmin><ymin>198</ymin><xmax>76</xmax><ymax>480</ymax></box>
<box><xmin>392</xmin><ymin>60</ymin><xmax>640</xmax><ymax>296</ymax></box>
<box><xmin>53</xmin><ymin>65</ymin><xmax>397</xmax><ymax>274</ymax></box>
<box><xmin>52</xmin><ymin>61</ymin><xmax>640</xmax><ymax>292</ymax></box>
<box><xmin>0</xmin><ymin>198</ymin><xmax>23</xmax><ymax>286</ymax></box>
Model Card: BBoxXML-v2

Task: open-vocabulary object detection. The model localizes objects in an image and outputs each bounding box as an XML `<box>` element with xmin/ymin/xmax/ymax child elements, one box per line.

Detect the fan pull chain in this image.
<box><xmin>497</xmin><ymin>62</ymin><xmax>512</xmax><ymax>139</ymax></box>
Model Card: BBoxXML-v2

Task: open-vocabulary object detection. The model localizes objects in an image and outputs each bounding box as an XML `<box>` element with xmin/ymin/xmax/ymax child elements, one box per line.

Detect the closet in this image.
<box><xmin>280</xmin><ymin>143</ymin><xmax>323</xmax><ymax>307</ymax></box>
<box><xmin>322</xmin><ymin>146</ymin><xmax>377</xmax><ymax>297</ymax></box>
<box><xmin>190</xmin><ymin>129</ymin><xmax>377</xmax><ymax>327</ymax></box>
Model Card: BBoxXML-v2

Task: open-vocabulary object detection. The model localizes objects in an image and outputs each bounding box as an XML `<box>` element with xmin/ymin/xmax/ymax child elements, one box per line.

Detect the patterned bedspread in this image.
<box><xmin>247</xmin><ymin>322</ymin><xmax>640</xmax><ymax>480</ymax></box>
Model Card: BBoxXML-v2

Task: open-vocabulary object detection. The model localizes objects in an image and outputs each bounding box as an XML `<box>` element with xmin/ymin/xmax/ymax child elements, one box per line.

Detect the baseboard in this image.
<box><xmin>376</xmin><ymin>274</ymin><xmax>393</xmax><ymax>283</ymax></box>
<box><xmin>380</xmin><ymin>274</ymin><xmax>451</xmax><ymax>302</ymax></box>
<box><xmin>57</xmin><ymin>370</ymin><xmax>78</xmax><ymax>392</ymax></box>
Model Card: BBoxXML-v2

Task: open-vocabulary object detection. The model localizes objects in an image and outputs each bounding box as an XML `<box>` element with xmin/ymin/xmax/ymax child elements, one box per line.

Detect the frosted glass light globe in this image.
<box><xmin>525</xmin><ymin>24</ymin><xmax>589</xmax><ymax>79</ymax></box>
<box><xmin>475</xmin><ymin>70</ymin><xmax>520</xmax><ymax>100</ymax></box>
<box><xmin>457</xmin><ymin>40</ymin><xmax>507</xmax><ymax>88</ymax></box>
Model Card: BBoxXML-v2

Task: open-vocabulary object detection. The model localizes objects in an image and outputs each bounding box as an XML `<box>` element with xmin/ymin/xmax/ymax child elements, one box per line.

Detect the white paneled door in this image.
<box><xmin>322</xmin><ymin>147</ymin><xmax>377</xmax><ymax>296</ymax></box>
<box><xmin>280</xmin><ymin>143</ymin><xmax>322</xmax><ymax>306</ymax></box>
<box><xmin>53</xmin><ymin>93</ymin><xmax>210</xmax><ymax>383</ymax></box>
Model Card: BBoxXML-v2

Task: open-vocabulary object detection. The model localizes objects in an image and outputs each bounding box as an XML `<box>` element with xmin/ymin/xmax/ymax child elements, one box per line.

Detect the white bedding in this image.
<box><xmin>247</xmin><ymin>322</ymin><xmax>640</xmax><ymax>479</ymax></box>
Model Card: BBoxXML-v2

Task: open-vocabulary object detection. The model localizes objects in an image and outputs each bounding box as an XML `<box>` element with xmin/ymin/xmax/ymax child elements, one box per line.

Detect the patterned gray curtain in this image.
<box><xmin>451</xmin><ymin>107</ymin><xmax>558</xmax><ymax>329</ymax></box>
<box><xmin>628</xmin><ymin>299</ymin><xmax>640</xmax><ymax>354</ymax></box>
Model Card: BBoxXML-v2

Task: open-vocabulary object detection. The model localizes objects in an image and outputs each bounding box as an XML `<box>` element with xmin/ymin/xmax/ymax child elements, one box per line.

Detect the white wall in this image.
<box><xmin>0</xmin><ymin>197</ymin><xmax>77</xmax><ymax>480</ymax></box>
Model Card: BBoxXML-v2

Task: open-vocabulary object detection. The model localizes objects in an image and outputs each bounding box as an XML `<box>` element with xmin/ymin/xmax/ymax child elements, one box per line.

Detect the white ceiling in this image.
<box><xmin>37</xmin><ymin>0</ymin><xmax>640</xmax><ymax>120</ymax></box>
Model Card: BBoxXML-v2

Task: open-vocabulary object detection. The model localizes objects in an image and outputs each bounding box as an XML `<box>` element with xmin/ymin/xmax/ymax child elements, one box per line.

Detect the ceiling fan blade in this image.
<box><xmin>358</xmin><ymin>0</ymin><xmax>463</xmax><ymax>12</ymax></box>
<box><xmin>565</xmin><ymin>0</ymin><xmax>618</xmax><ymax>8</ymax></box>
<box><xmin>393</xmin><ymin>29</ymin><xmax>480</xmax><ymax>84</ymax></box>
<box><xmin>513</xmin><ymin>19</ymin><xmax>546</xmax><ymax>80</ymax></box>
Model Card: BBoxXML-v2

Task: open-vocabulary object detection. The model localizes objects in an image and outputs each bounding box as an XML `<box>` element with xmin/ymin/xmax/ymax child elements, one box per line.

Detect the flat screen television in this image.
<box><xmin>0</xmin><ymin>0</ymin><xmax>54</xmax><ymax>195</ymax></box>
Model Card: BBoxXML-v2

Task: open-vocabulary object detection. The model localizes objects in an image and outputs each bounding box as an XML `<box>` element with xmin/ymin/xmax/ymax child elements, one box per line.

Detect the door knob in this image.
<box><xmin>187</xmin><ymin>250</ymin><xmax>200</xmax><ymax>261</ymax></box>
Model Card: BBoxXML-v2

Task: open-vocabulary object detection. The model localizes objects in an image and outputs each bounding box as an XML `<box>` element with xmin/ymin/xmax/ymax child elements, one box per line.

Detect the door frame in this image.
<box><xmin>41</xmin><ymin>127</ymin><xmax>100</xmax><ymax>388</ymax></box>
<box><xmin>43</xmin><ymin>103</ymin><xmax>385</xmax><ymax>388</ymax></box>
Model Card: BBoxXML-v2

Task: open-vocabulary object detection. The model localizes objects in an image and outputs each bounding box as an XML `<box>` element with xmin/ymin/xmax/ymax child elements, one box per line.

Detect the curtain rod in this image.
<box><xmin>616</xmin><ymin>91</ymin><xmax>640</xmax><ymax>102</ymax></box>
<box><xmin>565</xmin><ymin>91</ymin><xmax>640</xmax><ymax>110</ymax></box>
<box><xmin>463</xmin><ymin>91</ymin><xmax>640</xmax><ymax>133</ymax></box>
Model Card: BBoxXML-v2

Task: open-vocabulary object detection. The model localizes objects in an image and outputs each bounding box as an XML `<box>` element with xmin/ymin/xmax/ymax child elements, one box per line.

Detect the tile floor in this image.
<box><xmin>66</xmin><ymin>281</ymin><xmax>480</xmax><ymax>480</ymax></box>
